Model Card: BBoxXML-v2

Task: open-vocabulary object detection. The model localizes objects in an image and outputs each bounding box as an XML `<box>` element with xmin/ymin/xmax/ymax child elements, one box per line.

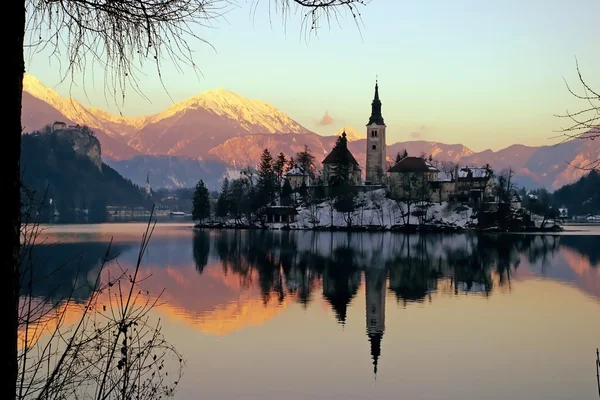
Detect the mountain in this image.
<box><xmin>333</xmin><ymin>126</ymin><xmax>366</xmax><ymax>141</ymax></box>
<box><xmin>21</xmin><ymin>127</ymin><xmax>151</xmax><ymax>222</ymax></box>
<box><xmin>22</xmin><ymin>75</ymin><xmax>145</xmax><ymax>137</ymax></box>
<box><xmin>105</xmin><ymin>155</ymin><xmax>229</xmax><ymax>190</ymax></box>
<box><xmin>126</xmin><ymin>88</ymin><xmax>311</xmax><ymax>157</ymax></box>
<box><xmin>21</xmin><ymin>75</ymin><xmax>599</xmax><ymax>190</ymax></box>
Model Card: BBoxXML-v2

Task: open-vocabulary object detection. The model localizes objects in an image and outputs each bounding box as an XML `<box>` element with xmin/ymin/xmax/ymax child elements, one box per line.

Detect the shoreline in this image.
<box><xmin>193</xmin><ymin>222</ymin><xmax>564</xmax><ymax>234</ymax></box>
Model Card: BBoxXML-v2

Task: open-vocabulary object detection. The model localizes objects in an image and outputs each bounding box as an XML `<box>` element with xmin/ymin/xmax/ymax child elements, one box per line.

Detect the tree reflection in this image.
<box><xmin>192</xmin><ymin>230</ymin><xmax>210</xmax><ymax>273</ymax></box>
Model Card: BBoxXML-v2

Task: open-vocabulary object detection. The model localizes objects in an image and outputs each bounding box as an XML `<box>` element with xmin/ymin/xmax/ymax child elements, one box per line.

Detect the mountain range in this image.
<box><xmin>21</xmin><ymin>74</ymin><xmax>599</xmax><ymax>190</ymax></box>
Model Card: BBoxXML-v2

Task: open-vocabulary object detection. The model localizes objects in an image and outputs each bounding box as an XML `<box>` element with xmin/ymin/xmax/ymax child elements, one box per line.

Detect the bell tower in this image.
<box><xmin>366</xmin><ymin>79</ymin><xmax>386</xmax><ymax>185</ymax></box>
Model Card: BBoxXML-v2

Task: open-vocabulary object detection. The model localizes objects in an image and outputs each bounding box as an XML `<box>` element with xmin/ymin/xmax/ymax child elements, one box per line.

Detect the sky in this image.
<box><xmin>25</xmin><ymin>0</ymin><xmax>600</xmax><ymax>152</ymax></box>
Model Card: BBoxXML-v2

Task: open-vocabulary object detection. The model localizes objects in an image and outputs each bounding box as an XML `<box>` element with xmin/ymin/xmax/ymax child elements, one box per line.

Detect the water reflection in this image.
<box><xmin>189</xmin><ymin>231</ymin><xmax>572</xmax><ymax>308</ymax></box>
<box><xmin>26</xmin><ymin>227</ymin><xmax>600</xmax><ymax>398</ymax></box>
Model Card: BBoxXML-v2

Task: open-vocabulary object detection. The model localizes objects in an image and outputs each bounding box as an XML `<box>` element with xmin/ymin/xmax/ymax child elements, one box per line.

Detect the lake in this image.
<box><xmin>25</xmin><ymin>223</ymin><xmax>600</xmax><ymax>400</ymax></box>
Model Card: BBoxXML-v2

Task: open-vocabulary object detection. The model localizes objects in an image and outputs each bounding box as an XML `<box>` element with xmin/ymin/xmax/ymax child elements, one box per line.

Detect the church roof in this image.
<box><xmin>388</xmin><ymin>156</ymin><xmax>439</xmax><ymax>173</ymax></box>
<box><xmin>367</xmin><ymin>80</ymin><xmax>385</xmax><ymax>126</ymax></box>
<box><xmin>322</xmin><ymin>132</ymin><xmax>360</xmax><ymax>166</ymax></box>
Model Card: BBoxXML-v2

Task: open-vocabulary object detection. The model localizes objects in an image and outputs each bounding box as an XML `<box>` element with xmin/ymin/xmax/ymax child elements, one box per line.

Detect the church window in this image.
<box><xmin>372</xmin><ymin>145</ymin><xmax>376</xmax><ymax>150</ymax></box>
<box><xmin>371</xmin><ymin>130</ymin><xmax>378</xmax><ymax>138</ymax></box>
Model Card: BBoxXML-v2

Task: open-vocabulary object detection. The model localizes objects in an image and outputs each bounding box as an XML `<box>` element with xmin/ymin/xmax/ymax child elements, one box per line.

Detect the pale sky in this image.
<box><xmin>25</xmin><ymin>0</ymin><xmax>600</xmax><ymax>152</ymax></box>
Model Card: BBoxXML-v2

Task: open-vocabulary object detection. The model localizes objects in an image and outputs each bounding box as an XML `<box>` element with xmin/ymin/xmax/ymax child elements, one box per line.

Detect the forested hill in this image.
<box><xmin>21</xmin><ymin>128</ymin><xmax>151</xmax><ymax>221</ymax></box>
<box><xmin>552</xmin><ymin>170</ymin><xmax>600</xmax><ymax>215</ymax></box>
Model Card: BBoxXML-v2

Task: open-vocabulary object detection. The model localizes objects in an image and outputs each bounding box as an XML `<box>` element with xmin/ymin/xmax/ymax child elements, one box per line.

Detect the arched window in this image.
<box><xmin>372</xmin><ymin>145</ymin><xmax>376</xmax><ymax>150</ymax></box>
<box><xmin>371</xmin><ymin>130</ymin><xmax>378</xmax><ymax>138</ymax></box>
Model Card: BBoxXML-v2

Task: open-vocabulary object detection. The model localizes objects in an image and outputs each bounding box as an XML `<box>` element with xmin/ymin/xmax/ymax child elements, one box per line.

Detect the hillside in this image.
<box><xmin>21</xmin><ymin>128</ymin><xmax>151</xmax><ymax>222</ymax></box>
<box><xmin>551</xmin><ymin>170</ymin><xmax>600</xmax><ymax>215</ymax></box>
<box><xmin>105</xmin><ymin>155</ymin><xmax>228</xmax><ymax>190</ymax></box>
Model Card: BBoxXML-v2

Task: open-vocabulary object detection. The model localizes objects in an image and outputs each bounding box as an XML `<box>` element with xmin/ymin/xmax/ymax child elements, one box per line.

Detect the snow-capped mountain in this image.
<box><xmin>22</xmin><ymin>74</ymin><xmax>145</xmax><ymax>137</ymax></box>
<box><xmin>21</xmin><ymin>74</ymin><xmax>599</xmax><ymax>190</ymax></box>
<box><xmin>333</xmin><ymin>126</ymin><xmax>366</xmax><ymax>141</ymax></box>
<box><xmin>126</xmin><ymin>87</ymin><xmax>312</xmax><ymax>157</ymax></box>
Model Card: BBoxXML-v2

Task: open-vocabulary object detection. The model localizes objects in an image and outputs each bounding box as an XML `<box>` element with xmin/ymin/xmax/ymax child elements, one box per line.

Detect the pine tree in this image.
<box><xmin>296</xmin><ymin>145</ymin><xmax>316</xmax><ymax>180</ymax></box>
<box><xmin>286</xmin><ymin>156</ymin><xmax>295</xmax><ymax>173</ymax></box>
<box><xmin>273</xmin><ymin>152</ymin><xmax>287</xmax><ymax>185</ymax></box>
<box><xmin>257</xmin><ymin>148</ymin><xmax>277</xmax><ymax>207</ymax></box>
<box><xmin>216</xmin><ymin>178</ymin><xmax>230</xmax><ymax>221</ymax></box>
<box><xmin>192</xmin><ymin>179</ymin><xmax>211</xmax><ymax>222</ymax></box>
<box><xmin>281</xmin><ymin>179</ymin><xmax>294</xmax><ymax>206</ymax></box>
<box><xmin>395</xmin><ymin>149</ymin><xmax>408</xmax><ymax>164</ymax></box>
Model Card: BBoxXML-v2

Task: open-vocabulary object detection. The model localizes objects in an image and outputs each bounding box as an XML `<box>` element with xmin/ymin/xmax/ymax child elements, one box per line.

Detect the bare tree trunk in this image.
<box><xmin>5</xmin><ymin>3</ymin><xmax>25</xmax><ymax>400</ymax></box>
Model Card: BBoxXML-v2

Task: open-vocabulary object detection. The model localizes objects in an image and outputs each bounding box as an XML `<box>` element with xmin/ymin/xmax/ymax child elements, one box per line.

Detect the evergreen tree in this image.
<box><xmin>395</xmin><ymin>149</ymin><xmax>408</xmax><ymax>164</ymax></box>
<box><xmin>216</xmin><ymin>178</ymin><xmax>230</xmax><ymax>221</ymax></box>
<box><xmin>273</xmin><ymin>152</ymin><xmax>287</xmax><ymax>185</ymax></box>
<box><xmin>257</xmin><ymin>149</ymin><xmax>277</xmax><ymax>207</ymax></box>
<box><xmin>281</xmin><ymin>179</ymin><xmax>294</xmax><ymax>206</ymax></box>
<box><xmin>286</xmin><ymin>156</ymin><xmax>295</xmax><ymax>173</ymax></box>
<box><xmin>296</xmin><ymin>145</ymin><xmax>316</xmax><ymax>180</ymax></box>
<box><xmin>192</xmin><ymin>179</ymin><xmax>211</xmax><ymax>222</ymax></box>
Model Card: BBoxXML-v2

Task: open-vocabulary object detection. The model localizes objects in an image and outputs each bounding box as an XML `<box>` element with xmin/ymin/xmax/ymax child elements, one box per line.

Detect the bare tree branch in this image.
<box><xmin>25</xmin><ymin>0</ymin><xmax>368</xmax><ymax>113</ymax></box>
<box><xmin>554</xmin><ymin>58</ymin><xmax>599</xmax><ymax>171</ymax></box>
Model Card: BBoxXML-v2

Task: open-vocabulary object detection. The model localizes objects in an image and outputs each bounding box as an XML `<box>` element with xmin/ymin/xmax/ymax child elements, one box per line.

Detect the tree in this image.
<box><xmin>192</xmin><ymin>179</ymin><xmax>211</xmax><ymax>222</ymax></box>
<box><xmin>286</xmin><ymin>156</ymin><xmax>296</xmax><ymax>173</ymax></box>
<box><xmin>556</xmin><ymin>59</ymin><xmax>599</xmax><ymax>171</ymax></box>
<box><xmin>495</xmin><ymin>167</ymin><xmax>515</xmax><ymax>204</ymax></box>
<box><xmin>9</xmin><ymin>1</ymin><xmax>368</xmax><ymax>397</ymax></box>
<box><xmin>257</xmin><ymin>149</ymin><xmax>277</xmax><ymax>207</ymax></box>
<box><xmin>395</xmin><ymin>150</ymin><xmax>408</xmax><ymax>164</ymax></box>
<box><xmin>216</xmin><ymin>178</ymin><xmax>230</xmax><ymax>221</ymax></box>
<box><xmin>273</xmin><ymin>152</ymin><xmax>287</xmax><ymax>186</ymax></box>
<box><xmin>296</xmin><ymin>145</ymin><xmax>317</xmax><ymax>180</ymax></box>
<box><xmin>281</xmin><ymin>179</ymin><xmax>294</xmax><ymax>206</ymax></box>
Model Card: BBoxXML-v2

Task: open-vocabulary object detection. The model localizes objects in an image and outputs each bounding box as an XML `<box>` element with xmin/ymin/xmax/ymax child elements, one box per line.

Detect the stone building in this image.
<box><xmin>365</xmin><ymin>80</ymin><xmax>387</xmax><ymax>185</ymax></box>
<box><xmin>285</xmin><ymin>164</ymin><xmax>310</xmax><ymax>190</ymax></box>
<box><xmin>387</xmin><ymin>156</ymin><xmax>440</xmax><ymax>200</ymax></box>
<box><xmin>321</xmin><ymin>131</ymin><xmax>362</xmax><ymax>186</ymax></box>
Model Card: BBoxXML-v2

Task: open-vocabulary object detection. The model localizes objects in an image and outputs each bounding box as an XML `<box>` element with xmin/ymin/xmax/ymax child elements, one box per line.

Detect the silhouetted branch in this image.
<box><xmin>26</xmin><ymin>0</ymin><xmax>367</xmax><ymax>112</ymax></box>
<box><xmin>554</xmin><ymin>58</ymin><xmax>599</xmax><ymax>171</ymax></box>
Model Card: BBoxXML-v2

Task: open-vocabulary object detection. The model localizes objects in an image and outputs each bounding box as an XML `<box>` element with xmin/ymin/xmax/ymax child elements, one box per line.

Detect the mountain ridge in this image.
<box><xmin>22</xmin><ymin>74</ymin><xmax>598</xmax><ymax>190</ymax></box>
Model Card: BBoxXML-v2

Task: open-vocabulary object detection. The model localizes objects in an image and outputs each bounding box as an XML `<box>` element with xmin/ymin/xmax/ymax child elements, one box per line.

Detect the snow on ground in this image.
<box><xmin>288</xmin><ymin>189</ymin><xmax>477</xmax><ymax>230</ymax></box>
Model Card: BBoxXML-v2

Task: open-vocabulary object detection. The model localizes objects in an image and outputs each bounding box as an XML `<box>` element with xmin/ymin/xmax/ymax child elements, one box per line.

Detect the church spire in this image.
<box><xmin>368</xmin><ymin>79</ymin><xmax>384</xmax><ymax>126</ymax></box>
<box><xmin>369</xmin><ymin>332</ymin><xmax>383</xmax><ymax>377</ymax></box>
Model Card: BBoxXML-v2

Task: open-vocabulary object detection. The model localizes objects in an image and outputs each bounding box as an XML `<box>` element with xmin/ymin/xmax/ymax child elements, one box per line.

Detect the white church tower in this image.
<box><xmin>365</xmin><ymin>79</ymin><xmax>387</xmax><ymax>185</ymax></box>
<box><xmin>145</xmin><ymin>172</ymin><xmax>151</xmax><ymax>196</ymax></box>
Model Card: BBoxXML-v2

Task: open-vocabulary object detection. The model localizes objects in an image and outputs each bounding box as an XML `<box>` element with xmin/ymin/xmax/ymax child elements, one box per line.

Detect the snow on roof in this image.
<box><xmin>458</xmin><ymin>167</ymin><xmax>490</xmax><ymax>179</ymax></box>
<box><xmin>435</xmin><ymin>171</ymin><xmax>454</xmax><ymax>182</ymax></box>
<box><xmin>286</xmin><ymin>165</ymin><xmax>306</xmax><ymax>176</ymax></box>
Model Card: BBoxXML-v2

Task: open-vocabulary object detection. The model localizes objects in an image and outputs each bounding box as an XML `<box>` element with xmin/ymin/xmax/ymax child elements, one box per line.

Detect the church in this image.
<box><xmin>320</xmin><ymin>81</ymin><xmax>494</xmax><ymax>205</ymax></box>
<box><xmin>321</xmin><ymin>80</ymin><xmax>387</xmax><ymax>186</ymax></box>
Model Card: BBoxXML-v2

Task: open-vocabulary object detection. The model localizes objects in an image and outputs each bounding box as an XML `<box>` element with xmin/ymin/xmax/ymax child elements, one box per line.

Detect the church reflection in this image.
<box><xmin>189</xmin><ymin>230</ymin><xmax>571</xmax><ymax>377</ymax></box>
<box><xmin>22</xmin><ymin>228</ymin><xmax>593</xmax><ymax>380</ymax></box>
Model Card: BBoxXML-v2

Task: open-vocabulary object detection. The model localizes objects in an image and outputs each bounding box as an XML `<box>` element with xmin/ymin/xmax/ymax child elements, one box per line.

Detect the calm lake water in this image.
<box><xmin>30</xmin><ymin>223</ymin><xmax>600</xmax><ymax>400</ymax></box>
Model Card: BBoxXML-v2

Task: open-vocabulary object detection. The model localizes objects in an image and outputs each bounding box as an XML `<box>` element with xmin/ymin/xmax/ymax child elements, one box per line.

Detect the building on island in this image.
<box><xmin>321</xmin><ymin>131</ymin><xmax>362</xmax><ymax>186</ymax></box>
<box><xmin>387</xmin><ymin>157</ymin><xmax>494</xmax><ymax>206</ymax></box>
<box><xmin>387</xmin><ymin>156</ymin><xmax>440</xmax><ymax>201</ymax></box>
<box><xmin>365</xmin><ymin>80</ymin><xmax>387</xmax><ymax>185</ymax></box>
<box><xmin>308</xmin><ymin>79</ymin><xmax>496</xmax><ymax>208</ymax></box>
<box><xmin>285</xmin><ymin>164</ymin><xmax>311</xmax><ymax>190</ymax></box>
<box><xmin>263</xmin><ymin>206</ymin><xmax>298</xmax><ymax>224</ymax></box>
